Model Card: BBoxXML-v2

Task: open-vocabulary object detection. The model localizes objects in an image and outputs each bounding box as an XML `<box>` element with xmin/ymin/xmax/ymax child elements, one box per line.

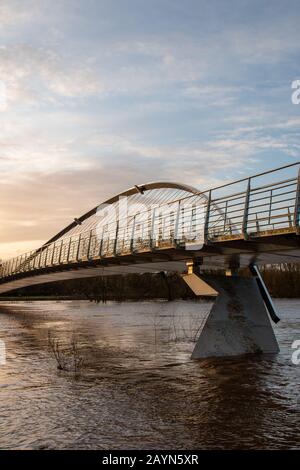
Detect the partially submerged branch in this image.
<box><xmin>48</xmin><ymin>331</ymin><xmax>84</xmax><ymax>374</ymax></box>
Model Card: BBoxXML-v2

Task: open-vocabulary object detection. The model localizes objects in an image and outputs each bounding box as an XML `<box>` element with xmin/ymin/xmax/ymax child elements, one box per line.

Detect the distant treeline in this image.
<box><xmin>1</xmin><ymin>264</ymin><xmax>300</xmax><ymax>300</ymax></box>
<box><xmin>1</xmin><ymin>272</ymin><xmax>193</xmax><ymax>302</ymax></box>
<box><xmin>260</xmin><ymin>263</ymin><xmax>300</xmax><ymax>298</ymax></box>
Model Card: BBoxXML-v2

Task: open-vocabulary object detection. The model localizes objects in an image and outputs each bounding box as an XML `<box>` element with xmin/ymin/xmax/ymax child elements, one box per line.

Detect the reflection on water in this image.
<box><xmin>0</xmin><ymin>299</ymin><xmax>299</xmax><ymax>449</ymax></box>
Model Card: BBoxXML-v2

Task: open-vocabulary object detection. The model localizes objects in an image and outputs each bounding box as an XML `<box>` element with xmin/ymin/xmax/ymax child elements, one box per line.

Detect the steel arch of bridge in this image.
<box><xmin>0</xmin><ymin>181</ymin><xmax>214</xmax><ymax>283</ymax></box>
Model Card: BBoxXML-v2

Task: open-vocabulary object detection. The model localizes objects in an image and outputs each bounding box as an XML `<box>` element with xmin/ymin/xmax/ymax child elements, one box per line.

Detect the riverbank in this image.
<box><xmin>1</xmin><ymin>265</ymin><xmax>300</xmax><ymax>300</ymax></box>
<box><xmin>0</xmin><ymin>295</ymin><xmax>83</xmax><ymax>301</ymax></box>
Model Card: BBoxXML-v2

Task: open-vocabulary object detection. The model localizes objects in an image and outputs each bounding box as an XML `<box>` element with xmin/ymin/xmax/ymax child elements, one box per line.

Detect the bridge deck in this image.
<box><xmin>1</xmin><ymin>161</ymin><xmax>300</xmax><ymax>293</ymax></box>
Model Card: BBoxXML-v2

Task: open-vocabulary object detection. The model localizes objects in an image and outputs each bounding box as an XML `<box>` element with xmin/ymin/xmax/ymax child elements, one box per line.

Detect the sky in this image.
<box><xmin>0</xmin><ymin>0</ymin><xmax>300</xmax><ymax>259</ymax></box>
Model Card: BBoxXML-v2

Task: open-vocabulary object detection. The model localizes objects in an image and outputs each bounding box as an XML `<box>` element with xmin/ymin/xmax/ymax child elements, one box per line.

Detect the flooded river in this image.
<box><xmin>0</xmin><ymin>299</ymin><xmax>299</xmax><ymax>449</ymax></box>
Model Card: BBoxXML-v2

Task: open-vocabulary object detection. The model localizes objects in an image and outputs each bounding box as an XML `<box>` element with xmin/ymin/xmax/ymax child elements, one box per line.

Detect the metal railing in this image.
<box><xmin>1</xmin><ymin>161</ymin><xmax>300</xmax><ymax>281</ymax></box>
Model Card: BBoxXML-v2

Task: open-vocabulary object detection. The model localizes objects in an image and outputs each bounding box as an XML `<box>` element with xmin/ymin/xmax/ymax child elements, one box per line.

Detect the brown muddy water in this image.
<box><xmin>0</xmin><ymin>299</ymin><xmax>299</xmax><ymax>450</ymax></box>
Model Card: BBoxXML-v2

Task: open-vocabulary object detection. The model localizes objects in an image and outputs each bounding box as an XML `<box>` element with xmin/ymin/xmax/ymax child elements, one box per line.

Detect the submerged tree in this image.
<box><xmin>48</xmin><ymin>331</ymin><xmax>84</xmax><ymax>374</ymax></box>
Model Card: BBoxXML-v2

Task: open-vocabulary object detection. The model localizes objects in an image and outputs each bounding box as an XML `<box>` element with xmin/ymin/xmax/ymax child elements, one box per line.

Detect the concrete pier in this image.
<box><xmin>183</xmin><ymin>274</ymin><xmax>280</xmax><ymax>358</ymax></box>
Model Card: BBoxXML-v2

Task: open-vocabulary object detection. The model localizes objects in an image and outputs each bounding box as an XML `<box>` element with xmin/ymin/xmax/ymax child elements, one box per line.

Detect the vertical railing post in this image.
<box><xmin>13</xmin><ymin>257</ymin><xmax>18</xmax><ymax>274</ymax></box>
<box><xmin>51</xmin><ymin>243</ymin><xmax>56</xmax><ymax>266</ymax></box>
<box><xmin>288</xmin><ymin>207</ymin><xmax>293</xmax><ymax>228</ymax></box>
<box><xmin>294</xmin><ymin>168</ymin><xmax>300</xmax><ymax>234</ymax></box>
<box><xmin>17</xmin><ymin>255</ymin><xmax>23</xmax><ymax>273</ymax></box>
<box><xmin>38</xmin><ymin>249</ymin><xmax>43</xmax><ymax>269</ymax></box>
<box><xmin>76</xmin><ymin>234</ymin><xmax>82</xmax><ymax>262</ymax></box>
<box><xmin>147</xmin><ymin>208</ymin><xmax>152</xmax><ymax>248</ymax></box>
<box><xmin>174</xmin><ymin>200</ymin><xmax>181</xmax><ymax>245</ymax></box>
<box><xmin>86</xmin><ymin>230</ymin><xmax>93</xmax><ymax>259</ymax></box>
<box><xmin>44</xmin><ymin>248</ymin><xmax>49</xmax><ymax>267</ymax></box>
<box><xmin>19</xmin><ymin>254</ymin><xmax>23</xmax><ymax>272</ymax></box>
<box><xmin>39</xmin><ymin>251</ymin><xmax>43</xmax><ymax>270</ymax></box>
<box><xmin>161</xmin><ymin>213</ymin><xmax>166</xmax><ymax>244</ymax></box>
<box><xmin>99</xmin><ymin>228</ymin><xmax>104</xmax><ymax>258</ymax></box>
<box><xmin>3</xmin><ymin>261</ymin><xmax>7</xmax><ymax>277</ymax></box>
<box><xmin>223</xmin><ymin>200</ymin><xmax>228</xmax><ymax>233</ymax></box>
<box><xmin>204</xmin><ymin>190</ymin><xmax>211</xmax><ymax>243</ymax></box>
<box><xmin>33</xmin><ymin>251</ymin><xmax>39</xmax><ymax>270</ymax></box>
<box><xmin>27</xmin><ymin>253</ymin><xmax>31</xmax><ymax>271</ymax></box>
<box><xmin>150</xmin><ymin>207</ymin><xmax>156</xmax><ymax>249</ymax></box>
<box><xmin>44</xmin><ymin>246</ymin><xmax>49</xmax><ymax>268</ymax></box>
<box><xmin>23</xmin><ymin>253</ymin><xmax>29</xmax><ymax>272</ymax></box>
<box><xmin>23</xmin><ymin>253</ymin><xmax>27</xmax><ymax>272</ymax></box>
<box><xmin>255</xmin><ymin>213</ymin><xmax>259</xmax><ymax>232</ymax></box>
<box><xmin>6</xmin><ymin>260</ymin><xmax>11</xmax><ymax>276</ymax></box>
<box><xmin>268</xmin><ymin>189</ymin><xmax>273</xmax><ymax>224</ymax></box>
<box><xmin>31</xmin><ymin>251</ymin><xmax>35</xmax><ymax>270</ymax></box>
<box><xmin>58</xmin><ymin>240</ymin><xmax>64</xmax><ymax>264</ymax></box>
<box><xmin>242</xmin><ymin>178</ymin><xmax>251</xmax><ymax>240</ymax></box>
<box><xmin>11</xmin><ymin>257</ymin><xmax>16</xmax><ymax>275</ymax></box>
<box><xmin>130</xmin><ymin>215</ymin><xmax>136</xmax><ymax>253</ymax></box>
<box><xmin>66</xmin><ymin>237</ymin><xmax>72</xmax><ymax>262</ymax></box>
<box><xmin>113</xmin><ymin>221</ymin><xmax>119</xmax><ymax>256</ymax></box>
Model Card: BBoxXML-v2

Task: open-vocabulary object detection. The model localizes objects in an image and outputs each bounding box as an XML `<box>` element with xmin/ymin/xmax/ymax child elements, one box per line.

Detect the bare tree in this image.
<box><xmin>166</xmin><ymin>307</ymin><xmax>210</xmax><ymax>343</ymax></box>
<box><xmin>48</xmin><ymin>331</ymin><xmax>68</xmax><ymax>371</ymax></box>
<box><xmin>70</xmin><ymin>334</ymin><xmax>84</xmax><ymax>373</ymax></box>
<box><xmin>48</xmin><ymin>330</ymin><xmax>84</xmax><ymax>374</ymax></box>
<box><xmin>151</xmin><ymin>310</ymin><xmax>162</xmax><ymax>349</ymax></box>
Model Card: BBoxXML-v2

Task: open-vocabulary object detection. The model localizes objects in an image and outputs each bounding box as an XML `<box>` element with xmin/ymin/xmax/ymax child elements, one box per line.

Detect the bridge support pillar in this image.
<box><xmin>183</xmin><ymin>272</ymin><xmax>280</xmax><ymax>358</ymax></box>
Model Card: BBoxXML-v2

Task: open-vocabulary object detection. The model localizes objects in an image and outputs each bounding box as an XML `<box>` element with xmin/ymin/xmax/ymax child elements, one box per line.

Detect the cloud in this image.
<box><xmin>0</xmin><ymin>240</ymin><xmax>45</xmax><ymax>260</ymax></box>
<box><xmin>0</xmin><ymin>14</ymin><xmax>299</xmax><ymax>110</ymax></box>
<box><xmin>0</xmin><ymin>132</ymin><xmax>296</xmax><ymax>259</ymax></box>
<box><xmin>0</xmin><ymin>0</ymin><xmax>35</xmax><ymax>26</ymax></box>
<box><xmin>0</xmin><ymin>44</ymin><xmax>105</xmax><ymax>109</ymax></box>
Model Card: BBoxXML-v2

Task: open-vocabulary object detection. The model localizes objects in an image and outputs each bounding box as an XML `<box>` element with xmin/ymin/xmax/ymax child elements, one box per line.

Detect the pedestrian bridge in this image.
<box><xmin>1</xmin><ymin>161</ymin><xmax>300</xmax><ymax>294</ymax></box>
<box><xmin>1</xmin><ymin>161</ymin><xmax>300</xmax><ymax>358</ymax></box>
